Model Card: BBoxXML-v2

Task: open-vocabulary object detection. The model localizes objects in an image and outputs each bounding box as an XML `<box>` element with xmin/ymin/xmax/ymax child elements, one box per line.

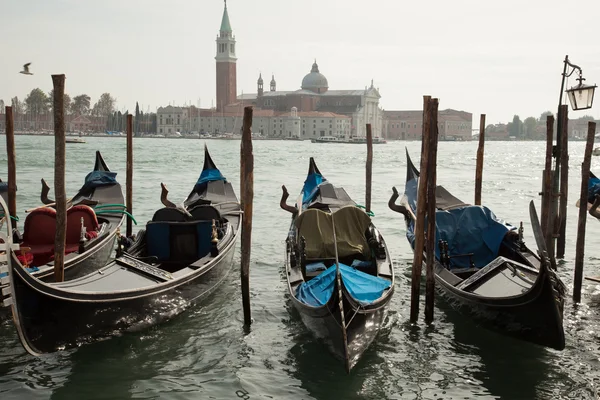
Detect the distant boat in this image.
<box><xmin>311</xmin><ymin>136</ymin><xmax>387</xmax><ymax>144</ymax></box>
<box><xmin>66</xmin><ymin>137</ymin><xmax>86</xmax><ymax>144</ymax></box>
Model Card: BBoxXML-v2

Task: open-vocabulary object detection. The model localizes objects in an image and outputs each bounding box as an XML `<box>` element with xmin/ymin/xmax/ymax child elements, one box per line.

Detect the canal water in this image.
<box><xmin>0</xmin><ymin>136</ymin><xmax>599</xmax><ymax>399</ymax></box>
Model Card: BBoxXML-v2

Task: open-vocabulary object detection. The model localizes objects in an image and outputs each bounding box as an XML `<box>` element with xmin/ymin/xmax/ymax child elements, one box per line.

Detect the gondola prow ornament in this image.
<box><xmin>211</xmin><ymin>219</ymin><xmax>219</xmax><ymax>257</ymax></box>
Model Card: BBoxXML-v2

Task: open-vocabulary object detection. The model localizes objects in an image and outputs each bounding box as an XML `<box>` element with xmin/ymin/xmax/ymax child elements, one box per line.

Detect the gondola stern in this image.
<box><xmin>202</xmin><ymin>144</ymin><xmax>219</xmax><ymax>172</ymax></box>
<box><xmin>405</xmin><ymin>149</ymin><xmax>420</xmax><ymax>183</ymax></box>
<box><xmin>94</xmin><ymin>151</ymin><xmax>111</xmax><ymax>172</ymax></box>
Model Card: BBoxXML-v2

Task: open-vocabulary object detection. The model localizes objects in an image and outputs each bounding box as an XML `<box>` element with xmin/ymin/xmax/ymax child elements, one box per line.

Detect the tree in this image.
<box><xmin>72</xmin><ymin>94</ymin><xmax>91</xmax><ymax>116</ymax></box>
<box><xmin>11</xmin><ymin>97</ymin><xmax>24</xmax><ymax>114</ymax></box>
<box><xmin>539</xmin><ymin>111</ymin><xmax>553</xmax><ymax>121</ymax></box>
<box><xmin>508</xmin><ymin>115</ymin><xmax>523</xmax><ymax>137</ymax></box>
<box><xmin>24</xmin><ymin>88</ymin><xmax>49</xmax><ymax>115</ymax></box>
<box><xmin>523</xmin><ymin>117</ymin><xmax>537</xmax><ymax>139</ymax></box>
<box><xmin>135</xmin><ymin>102</ymin><xmax>140</xmax><ymax>135</ymax></box>
<box><xmin>47</xmin><ymin>90</ymin><xmax>72</xmax><ymax>115</ymax></box>
<box><xmin>0</xmin><ymin>100</ymin><xmax>4</xmax><ymax>113</ymax></box>
<box><xmin>578</xmin><ymin>115</ymin><xmax>595</xmax><ymax>121</ymax></box>
<box><xmin>92</xmin><ymin>93</ymin><xmax>115</xmax><ymax>117</ymax></box>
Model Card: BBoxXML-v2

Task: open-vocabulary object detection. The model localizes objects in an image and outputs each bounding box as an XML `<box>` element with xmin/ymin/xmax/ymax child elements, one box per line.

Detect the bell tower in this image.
<box><xmin>257</xmin><ymin>73</ymin><xmax>264</xmax><ymax>97</ymax></box>
<box><xmin>215</xmin><ymin>0</ymin><xmax>237</xmax><ymax>111</ymax></box>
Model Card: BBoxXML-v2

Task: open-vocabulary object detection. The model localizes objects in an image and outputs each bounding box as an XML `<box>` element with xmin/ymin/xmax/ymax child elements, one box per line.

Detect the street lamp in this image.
<box><xmin>566</xmin><ymin>77</ymin><xmax>597</xmax><ymax>110</ymax></box>
<box><xmin>560</xmin><ymin>55</ymin><xmax>596</xmax><ymax>111</ymax></box>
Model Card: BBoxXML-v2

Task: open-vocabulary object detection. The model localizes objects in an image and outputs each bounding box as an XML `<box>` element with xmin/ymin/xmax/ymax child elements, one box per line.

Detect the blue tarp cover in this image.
<box><xmin>301</xmin><ymin>172</ymin><xmax>325</xmax><ymax>208</ymax></box>
<box><xmin>0</xmin><ymin>182</ymin><xmax>7</xmax><ymax>193</ymax></box>
<box><xmin>82</xmin><ymin>170</ymin><xmax>118</xmax><ymax>192</ymax></box>
<box><xmin>296</xmin><ymin>263</ymin><xmax>392</xmax><ymax>307</ymax></box>
<box><xmin>196</xmin><ymin>168</ymin><xmax>226</xmax><ymax>187</ymax></box>
<box><xmin>589</xmin><ymin>176</ymin><xmax>600</xmax><ymax>203</ymax></box>
<box><xmin>408</xmin><ymin>205</ymin><xmax>513</xmax><ymax>269</ymax></box>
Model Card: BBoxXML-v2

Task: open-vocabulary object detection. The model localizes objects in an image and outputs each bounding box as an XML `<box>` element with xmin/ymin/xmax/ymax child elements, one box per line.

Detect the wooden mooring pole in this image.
<box><xmin>365</xmin><ymin>123</ymin><xmax>373</xmax><ymax>213</ymax></box>
<box><xmin>541</xmin><ymin>115</ymin><xmax>554</xmax><ymax>239</ymax></box>
<box><xmin>5</xmin><ymin>106</ymin><xmax>17</xmax><ymax>226</ymax></box>
<box><xmin>474</xmin><ymin>114</ymin><xmax>485</xmax><ymax>205</ymax></box>
<box><xmin>424</xmin><ymin>98</ymin><xmax>439</xmax><ymax>324</ymax></box>
<box><xmin>52</xmin><ymin>74</ymin><xmax>66</xmax><ymax>283</ymax></box>
<box><xmin>541</xmin><ymin>115</ymin><xmax>557</xmax><ymax>270</ymax></box>
<box><xmin>573</xmin><ymin>121</ymin><xmax>596</xmax><ymax>303</ymax></box>
<box><xmin>240</xmin><ymin>106</ymin><xmax>254</xmax><ymax>326</ymax></box>
<box><xmin>409</xmin><ymin>95</ymin><xmax>432</xmax><ymax>323</ymax></box>
<box><xmin>557</xmin><ymin>106</ymin><xmax>569</xmax><ymax>259</ymax></box>
<box><xmin>126</xmin><ymin>114</ymin><xmax>133</xmax><ymax>238</ymax></box>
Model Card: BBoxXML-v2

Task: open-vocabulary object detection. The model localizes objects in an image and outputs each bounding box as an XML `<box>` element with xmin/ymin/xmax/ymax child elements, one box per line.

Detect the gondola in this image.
<box><xmin>389</xmin><ymin>151</ymin><xmax>566</xmax><ymax>350</ymax></box>
<box><xmin>6</xmin><ymin>146</ymin><xmax>241</xmax><ymax>355</ymax></box>
<box><xmin>16</xmin><ymin>151</ymin><xmax>125</xmax><ymax>281</ymax></box>
<box><xmin>0</xmin><ymin>151</ymin><xmax>125</xmax><ymax>318</ymax></box>
<box><xmin>281</xmin><ymin>157</ymin><xmax>395</xmax><ymax>372</ymax></box>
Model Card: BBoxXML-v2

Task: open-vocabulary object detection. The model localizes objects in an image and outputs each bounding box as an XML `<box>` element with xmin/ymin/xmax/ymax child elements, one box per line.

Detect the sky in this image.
<box><xmin>2</xmin><ymin>0</ymin><xmax>600</xmax><ymax>124</ymax></box>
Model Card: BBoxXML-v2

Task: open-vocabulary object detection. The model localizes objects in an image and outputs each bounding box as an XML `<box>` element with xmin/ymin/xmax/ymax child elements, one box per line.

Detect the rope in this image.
<box><xmin>95</xmin><ymin>209</ymin><xmax>138</xmax><ymax>225</ymax></box>
<box><xmin>355</xmin><ymin>204</ymin><xmax>375</xmax><ymax>217</ymax></box>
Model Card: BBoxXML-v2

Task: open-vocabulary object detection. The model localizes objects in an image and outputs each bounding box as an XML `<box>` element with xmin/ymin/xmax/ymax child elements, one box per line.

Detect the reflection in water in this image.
<box><xmin>443</xmin><ymin>300</ymin><xmax>549</xmax><ymax>399</ymax></box>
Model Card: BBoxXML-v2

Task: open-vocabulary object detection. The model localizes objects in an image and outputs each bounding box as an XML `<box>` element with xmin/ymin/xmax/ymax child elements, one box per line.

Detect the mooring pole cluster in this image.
<box><xmin>409</xmin><ymin>95</ymin><xmax>440</xmax><ymax>324</ymax></box>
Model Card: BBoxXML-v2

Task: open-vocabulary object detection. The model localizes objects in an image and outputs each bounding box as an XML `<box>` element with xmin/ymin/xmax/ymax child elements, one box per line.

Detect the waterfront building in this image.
<box><xmin>382</xmin><ymin>109</ymin><xmax>473</xmax><ymax>140</ymax></box>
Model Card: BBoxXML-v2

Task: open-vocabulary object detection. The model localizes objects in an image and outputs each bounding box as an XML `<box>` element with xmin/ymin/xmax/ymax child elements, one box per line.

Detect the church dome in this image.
<box><xmin>301</xmin><ymin>61</ymin><xmax>328</xmax><ymax>93</ymax></box>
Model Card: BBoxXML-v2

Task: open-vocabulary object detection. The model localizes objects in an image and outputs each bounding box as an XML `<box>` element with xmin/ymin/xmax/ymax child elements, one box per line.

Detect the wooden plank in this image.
<box><xmin>3</xmin><ymin>297</ymin><xmax>13</xmax><ymax>307</ymax></box>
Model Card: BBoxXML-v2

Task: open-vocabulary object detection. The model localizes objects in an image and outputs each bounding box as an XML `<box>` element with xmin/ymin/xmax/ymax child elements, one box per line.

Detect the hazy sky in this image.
<box><xmin>3</xmin><ymin>0</ymin><xmax>600</xmax><ymax>124</ymax></box>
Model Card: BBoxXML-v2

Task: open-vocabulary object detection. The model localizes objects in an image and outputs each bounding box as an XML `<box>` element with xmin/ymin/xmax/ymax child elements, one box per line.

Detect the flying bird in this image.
<box><xmin>20</xmin><ymin>63</ymin><xmax>33</xmax><ymax>75</ymax></box>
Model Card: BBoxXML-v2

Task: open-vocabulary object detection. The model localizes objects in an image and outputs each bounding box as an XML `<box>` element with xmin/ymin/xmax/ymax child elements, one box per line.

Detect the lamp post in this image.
<box><xmin>552</xmin><ymin>55</ymin><xmax>596</xmax><ymax>259</ymax></box>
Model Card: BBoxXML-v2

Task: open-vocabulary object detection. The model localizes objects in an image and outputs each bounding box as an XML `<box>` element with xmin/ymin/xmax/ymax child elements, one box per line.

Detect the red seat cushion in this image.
<box><xmin>21</xmin><ymin>205</ymin><xmax>99</xmax><ymax>266</ymax></box>
<box><xmin>22</xmin><ymin>208</ymin><xmax>57</xmax><ymax>245</ymax></box>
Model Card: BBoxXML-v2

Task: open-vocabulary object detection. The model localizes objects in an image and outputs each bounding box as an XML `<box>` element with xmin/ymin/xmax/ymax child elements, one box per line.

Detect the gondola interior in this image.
<box><xmin>287</xmin><ymin>158</ymin><xmax>393</xmax><ymax>308</ymax></box>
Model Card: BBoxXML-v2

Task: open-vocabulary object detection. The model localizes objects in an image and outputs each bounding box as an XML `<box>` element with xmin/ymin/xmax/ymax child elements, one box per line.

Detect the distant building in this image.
<box><xmin>156</xmin><ymin>105</ymin><xmax>189</xmax><ymax>135</ymax></box>
<box><xmin>382</xmin><ymin>109</ymin><xmax>473</xmax><ymax>140</ymax></box>
<box><xmin>182</xmin><ymin>3</ymin><xmax>382</xmax><ymax>139</ymax></box>
<box><xmin>239</xmin><ymin>61</ymin><xmax>382</xmax><ymax>138</ymax></box>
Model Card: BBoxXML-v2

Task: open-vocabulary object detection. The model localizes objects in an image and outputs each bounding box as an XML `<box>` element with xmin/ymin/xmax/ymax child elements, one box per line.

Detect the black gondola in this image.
<box><xmin>0</xmin><ymin>151</ymin><xmax>125</xmax><ymax>318</ymax></box>
<box><xmin>16</xmin><ymin>151</ymin><xmax>125</xmax><ymax>281</ymax></box>
<box><xmin>281</xmin><ymin>157</ymin><xmax>395</xmax><ymax>372</ymax></box>
<box><xmin>6</xmin><ymin>146</ymin><xmax>241</xmax><ymax>355</ymax></box>
<box><xmin>389</xmin><ymin>150</ymin><xmax>566</xmax><ymax>350</ymax></box>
